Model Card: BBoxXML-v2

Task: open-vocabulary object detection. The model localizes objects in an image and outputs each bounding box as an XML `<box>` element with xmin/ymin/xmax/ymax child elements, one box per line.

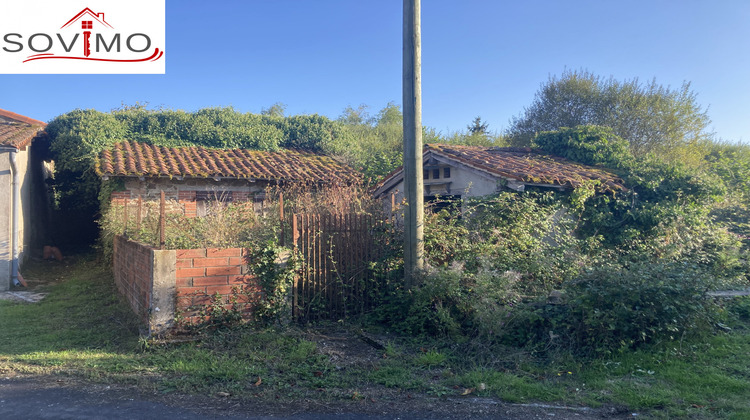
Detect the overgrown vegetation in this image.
<box><xmin>35</xmin><ymin>71</ymin><xmax>750</xmax><ymax>417</ymax></box>
<box><xmin>2</xmin><ymin>257</ymin><xmax>749</xmax><ymax>418</ymax></box>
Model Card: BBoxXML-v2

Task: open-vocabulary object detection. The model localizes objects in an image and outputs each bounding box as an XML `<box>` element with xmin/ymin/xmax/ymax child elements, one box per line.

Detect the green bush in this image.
<box><xmin>424</xmin><ymin>193</ymin><xmax>586</xmax><ymax>291</ymax></box>
<box><xmin>386</xmin><ymin>261</ymin><xmax>523</xmax><ymax>338</ymax></box>
<box><xmin>245</xmin><ymin>239</ymin><xmax>298</xmax><ymax>326</ymax></box>
<box><xmin>533</xmin><ymin>125</ymin><xmax>633</xmax><ymax>169</ymax></box>
<box><xmin>506</xmin><ymin>260</ymin><xmax>720</xmax><ymax>355</ymax></box>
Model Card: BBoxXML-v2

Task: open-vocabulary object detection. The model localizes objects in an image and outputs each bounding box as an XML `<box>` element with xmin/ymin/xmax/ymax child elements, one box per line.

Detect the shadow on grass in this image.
<box><xmin>0</xmin><ymin>254</ymin><xmax>143</xmax><ymax>373</ymax></box>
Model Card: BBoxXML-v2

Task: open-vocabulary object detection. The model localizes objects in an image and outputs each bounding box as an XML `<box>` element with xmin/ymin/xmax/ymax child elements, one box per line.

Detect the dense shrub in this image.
<box><xmin>566</xmin><ymin>261</ymin><xmax>717</xmax><ymax>353</ymax></box>
<box><xmin>424</xmin><ymin>192</ymin><xmax>587</xmax><ymax>289</ymax></box>
<box><xmin>501</xmin><ymin>260</ymin><xmax>720</xmax><ymax>355</ymax></box>
<box><xmin>533</xmin><ymin>125</ymin><xmax>633</xmax><ymax>169</ymax></box>
<box><xmin>375</xmin><ymin>260</ymin><xmax>522</xmax><ymax>338</ymax></box>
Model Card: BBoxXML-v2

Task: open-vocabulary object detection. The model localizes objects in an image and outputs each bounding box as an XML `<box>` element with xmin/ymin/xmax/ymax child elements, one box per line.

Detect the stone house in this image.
<box><xmin>96</xmin><ymin>141</ymin><xmax>361</xmax><ymax>215</ymax></box>
<box><xmin>0</xmin><ymin>109</ymin><xmax>48</xmax><ymax>290</ymax></box>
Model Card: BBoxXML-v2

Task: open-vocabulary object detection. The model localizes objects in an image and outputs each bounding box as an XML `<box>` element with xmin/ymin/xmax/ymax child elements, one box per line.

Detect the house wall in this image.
<box><xmin>108</xmin><ymin>177</ymin><xmax>270</xmax><ymax>218</ymax></box>
<box><xmin>385</xmin><ymin>163</ymin><xmax>501</xmax><ymax>213</ymax></box>
<box><xmin>0</xmin><ymin>153</ymin><xmax>10</xmax><ymax>290</ymax></box>
<box><xmin>0</xmin><ymin>146</ymin><xmax>40</xmax><ymax>291</ymax></box>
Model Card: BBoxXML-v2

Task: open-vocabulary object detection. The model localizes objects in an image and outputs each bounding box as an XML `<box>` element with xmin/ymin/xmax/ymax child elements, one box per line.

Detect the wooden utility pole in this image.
<box><xmin>403</xmin><ymin>0</ymin><xmax>424</xmax><ymax>287</ymax></box>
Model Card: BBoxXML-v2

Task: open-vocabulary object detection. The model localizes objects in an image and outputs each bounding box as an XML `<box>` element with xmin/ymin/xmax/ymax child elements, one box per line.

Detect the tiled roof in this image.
<box><xmin>96</xmin><ymin>141</ymin><xmax>361</xmax><ymax>184</ymax></box>
<box><xmin>0</xmin><ymin>109</ymin><xmax>46</xmax><ymax>149</ymax></box>
<box><xmin>426</xmin><ymin>144</ymin><xmax>625</xmax><ymax>192</ymax></box>
<box><xmin>373</xmin><ymin>144</ymin><xmax>625</xmax><ymax>195</ymax></box>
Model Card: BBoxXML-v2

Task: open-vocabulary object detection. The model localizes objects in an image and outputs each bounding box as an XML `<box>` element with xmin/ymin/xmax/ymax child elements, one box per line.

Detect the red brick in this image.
<box><xmin>206</xmin><ymin>266</ymin><xmax>241</xmax><ymax>276</ymax></box>
<box><xmin>176</xmin><ymin>296</ymin><xmax>193</xmax><ymax>310</ymax></box>
<box><xmin>207</xmin><ymin>248</ymin><xmax>242</xmax><ymax>257</ymax></box>
<box><xmin>176</xmin><ymin>259</ymin><xmax>193</xmax><ymax>268</ymax></box>
<box><xmin>228</xmin><ymin>257</ymin><xmax>244</xmax><ymax>265</ymax></box>
<box><xmin>193</xmin><ymin>276</ymin><xmax>228</xmax><ymax>286</ymax></box>
<box><xmin>178</xmin><ymin>190</ymin><xmax>196</xmax><ymax>200</ymax></box>
<box><xmin>235</xmin><ymin>293</ymin><xmax>258</xmax><ymax>304</ymax></box>
<box><xmin>230</xmin><ymin>275</ymin><xmax>256</xmax><ymax>285</ymax></box>
<box><xmin>206</xmin><ymin>285</ymin><xmax>236</xmax><ymax>295</ymax></box>
<box><xmin>193</xmin><ymin>257</ymin><xmax>229</xmax><ymax>267</ymax></box>
<box><xmin>191</xmin><ymin>294</ymin><xmax>212</xmax><ymax>305</ymax></box>
<box><xmin>176</xmin><ymin>277</ymin><xmax>193</xmax><ymax>287</ymax></box>
<box><xmin>176</xmin><ymin>249</ymin><xmax>206</xmax><ymax>258</ymax></box>
<box><xmin>176</xmin><ymin>286</ymin><xmax>206</xmax><ymax>296</ymax></box>
<box><xmin>176</xmin><ymin>267</ymin><xmax>205</xmax><ymax>278</ymax></box>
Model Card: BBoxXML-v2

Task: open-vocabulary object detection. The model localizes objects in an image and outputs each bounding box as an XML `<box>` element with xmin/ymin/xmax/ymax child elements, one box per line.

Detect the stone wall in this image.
<box><xmin>107</xmin><ymin>177</ymin><xmax>268</xmax><ymax>218</ymax></box>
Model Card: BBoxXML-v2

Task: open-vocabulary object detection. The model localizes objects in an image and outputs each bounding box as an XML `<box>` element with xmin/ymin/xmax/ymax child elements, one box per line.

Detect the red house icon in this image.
<box><xmin>59</xmin><ymin>8</ymin><xmax>113</xmax><ymax>57</ymax></box>
<box><xmin>60</xmin><ymin>8</ymin><xmax>113</xmax><ymax>30</ymax></box>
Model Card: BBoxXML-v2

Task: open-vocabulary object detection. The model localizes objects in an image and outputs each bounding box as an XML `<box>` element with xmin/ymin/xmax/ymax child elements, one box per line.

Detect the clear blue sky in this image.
<box><xmin>3</xmin><ymin>0</ymin><xmax>749</xmax><ymax>142</ymax></box>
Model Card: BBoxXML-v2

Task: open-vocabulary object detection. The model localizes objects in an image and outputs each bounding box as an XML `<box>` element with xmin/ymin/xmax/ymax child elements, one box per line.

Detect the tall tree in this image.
<box><xmin>507</xmin><ymin>70</ymin><xmax>713</xmax><ymax>158</ymax></box>
<box><xmin>467</xmin><ymin>116</ymin><xmax>489</xmax><ymax>135</ymax></box>
<box><xmin>260</xmin><ymin>102</ymin><xmax>287</xmax><ymax>118</ymax></box>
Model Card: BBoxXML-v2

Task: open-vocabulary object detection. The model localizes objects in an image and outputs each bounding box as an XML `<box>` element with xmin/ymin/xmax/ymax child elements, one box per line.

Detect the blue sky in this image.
<box><xmin>3</xmin><ymin>0</ymin><xmax>749</xmax><ymax>142</ymax></box>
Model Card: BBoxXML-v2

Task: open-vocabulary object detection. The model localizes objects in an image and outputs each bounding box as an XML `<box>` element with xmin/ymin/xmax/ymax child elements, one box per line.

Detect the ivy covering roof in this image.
<box><xmin>427</xmin><ymin>144</ymin><xmax>625</xmax><ymax>191</ymax></box>
<box><xmin>374</xmin><ymin>144</ymin><xmax>625</xmax><ymax>196</ymax></box>
<box><xmin>96</xmin><ymin>141</ymin><xmax>360</xmax><ymax>184</ymax></box>
<box><xmin>0</xmin><ymin>109</ymin><xmax>46</xmax><ymax>149</ymax></box>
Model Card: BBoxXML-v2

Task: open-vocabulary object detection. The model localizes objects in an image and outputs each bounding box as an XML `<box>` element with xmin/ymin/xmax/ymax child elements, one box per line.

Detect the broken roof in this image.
<box><xmin>0</xmin><ymin>109</ymin><xmax>46</xmax><ymax>149</ymax></box>
<box><xmin>96</xmin><ymin>141</ymin><xmax>361</xmax><ymax>184</ymax></box>
<box><xmin>374</xmin><ymin>144</ymin><xmax>626</xmax><ymax>196</ymax></box>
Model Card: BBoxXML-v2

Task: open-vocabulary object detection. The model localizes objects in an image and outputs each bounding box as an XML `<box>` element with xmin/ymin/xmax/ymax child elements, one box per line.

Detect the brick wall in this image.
<box><xmin>178</xmin><ymin>190</ymin><xmax>197</xmax><ymax>218</ymax></box>
<box><xmin>175</xmin><ymin>247</ymin><xmax>259</xmax><ymax>323</ymax></box>
<box><xmin>113</xmin><ymin>235</ymin><xmax>153</xmax><ymax>325</ymax></box>
<box><xmin>112</xmin><ymin>235</ymin><xmax>259</xmax><ymax>334</ymax></box>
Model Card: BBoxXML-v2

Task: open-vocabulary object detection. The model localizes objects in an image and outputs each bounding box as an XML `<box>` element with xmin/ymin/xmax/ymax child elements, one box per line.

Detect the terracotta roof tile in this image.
<box><xmin>426</xmin><ymin>144</ymin><xmax>625</xmax><ymax>192</ymax></box>
<box><xmin>373</xmin><ymin>144</ymin><xmax>625</xmax><ymax>195</ymax></box>
<box><xmin>0</xmin><ymin>108</ymin><xmax>46</xmax><ymax>149</ymax></box>
<box><xmin>96</xmin><ymin>141</ymin><xmax>361</xmax><ymax>184</ymax></box>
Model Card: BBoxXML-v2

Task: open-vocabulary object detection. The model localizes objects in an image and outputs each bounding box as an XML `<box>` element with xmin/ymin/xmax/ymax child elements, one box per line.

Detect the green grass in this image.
<box><xmin>1</xmin><ymin>256</ymin><xmax>749</xmax><ymax>418</ymax></box>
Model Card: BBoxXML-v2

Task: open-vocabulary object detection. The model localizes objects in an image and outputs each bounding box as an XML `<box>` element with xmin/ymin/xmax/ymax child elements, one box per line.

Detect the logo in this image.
<box><xmin>0</xmin><ymin>1</ymin><xmax>165</xmax><ymax>74</ymax></box>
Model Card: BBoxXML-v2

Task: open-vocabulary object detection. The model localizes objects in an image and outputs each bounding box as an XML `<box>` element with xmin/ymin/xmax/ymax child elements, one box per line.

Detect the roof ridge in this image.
<box><xmin>0</xmin><ymin>108</ymin><xmax>46</xmax><ymax>126</ymax></box>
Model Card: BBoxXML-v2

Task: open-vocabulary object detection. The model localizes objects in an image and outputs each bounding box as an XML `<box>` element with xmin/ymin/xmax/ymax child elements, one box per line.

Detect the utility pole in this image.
<box><xmin>403</xmin><ymin>0</ymin><xmax>424</xmax><ymax>287</ymax></box>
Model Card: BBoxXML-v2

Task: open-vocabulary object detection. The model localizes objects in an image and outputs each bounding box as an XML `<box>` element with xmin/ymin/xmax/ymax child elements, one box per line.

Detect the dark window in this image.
<box><xmin>423</xmin><ymin>170</ymin><xmax>429</xmax><ymax>179</ymax></box>
<box><xmin>432</xmin><ymin>169</ymin><xmax>440</xmax><ymax>179</ymax></box>
<box><xmin>444</xmin><ymin>167</ymin><xmax>451</xmax><ymax>178</ymax></box>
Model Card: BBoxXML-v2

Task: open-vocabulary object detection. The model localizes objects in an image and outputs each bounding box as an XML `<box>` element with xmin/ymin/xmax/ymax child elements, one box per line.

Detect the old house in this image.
<box><xmin>0</xmin><ymin>109</ymin><xmax>48</xmax><ymax>290</ymax></box>
<box><xmin>96</xmin><ymin>141</ymin><xmax>360</xmax><ymax>214</ymax></box>
<box><xmin>373</xmin><ymin>144</ymin><xmax>625</xmax><ymax>209</ymax></box>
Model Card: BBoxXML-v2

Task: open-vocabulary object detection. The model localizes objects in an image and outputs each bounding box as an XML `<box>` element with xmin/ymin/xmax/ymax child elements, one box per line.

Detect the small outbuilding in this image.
<box><xmin>373</xmin><ymin>144</ymin><xmax>625</xmax><ymax>209</ymax></box>
<box><xmin>96</xmin><ymin>141</ymin><xmax>361</xmax><ymax>215</ymax></box>
<box><xmin>0</xmin><ymin>109</ymin><xmax>48</xmax><ymax>290</ymax></box>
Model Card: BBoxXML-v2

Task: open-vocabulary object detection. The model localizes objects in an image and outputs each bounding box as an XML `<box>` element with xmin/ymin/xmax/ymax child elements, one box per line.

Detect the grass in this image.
<box><xmin>1</xmin><ymin>255</ymin><xmax>749</xmax><ymax>418</ymax></box>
